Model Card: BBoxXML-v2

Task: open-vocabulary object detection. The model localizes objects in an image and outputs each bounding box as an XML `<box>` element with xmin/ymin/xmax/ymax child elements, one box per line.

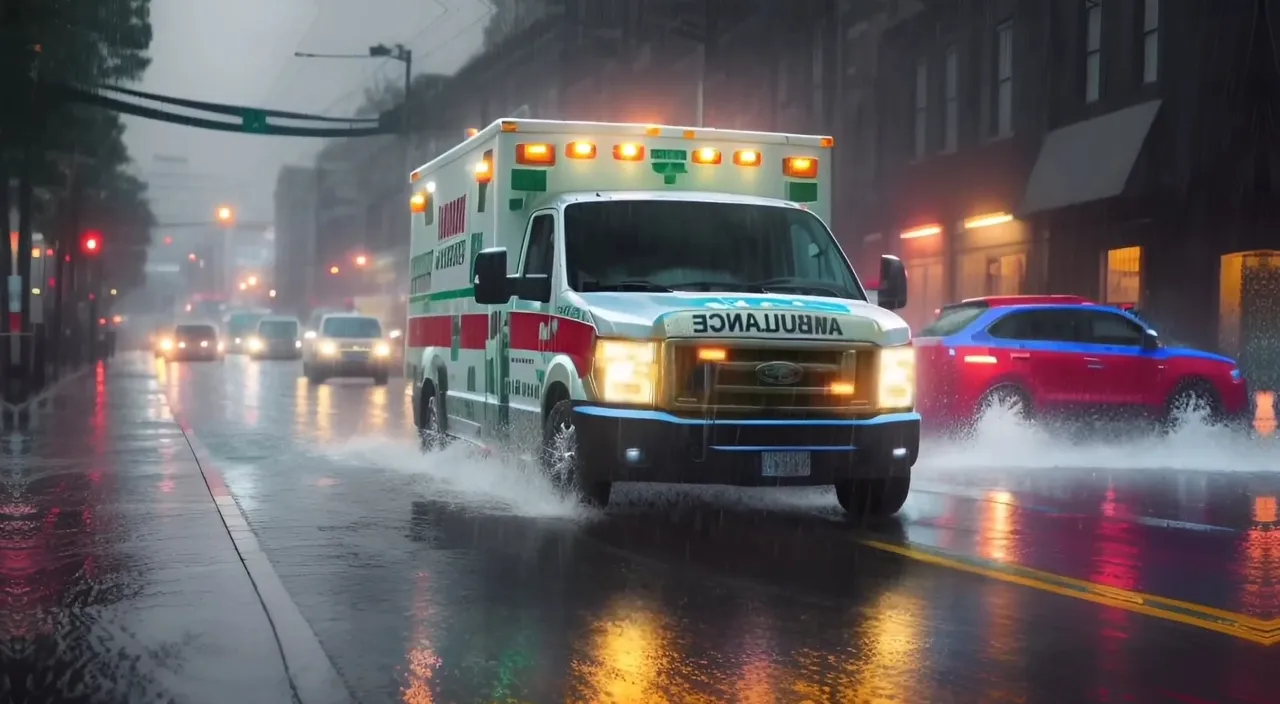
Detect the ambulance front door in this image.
<box><xmin>490</xmin><ymin>210</ymin><xmax>555</xmax><ymax>443</ymax></box>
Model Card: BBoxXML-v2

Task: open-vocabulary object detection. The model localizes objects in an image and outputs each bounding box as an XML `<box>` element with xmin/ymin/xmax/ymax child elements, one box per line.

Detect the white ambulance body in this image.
<box><xmin>405</xmin><ymin>119</ymin><xmax>918</xmax><ymax>515</ymax></box>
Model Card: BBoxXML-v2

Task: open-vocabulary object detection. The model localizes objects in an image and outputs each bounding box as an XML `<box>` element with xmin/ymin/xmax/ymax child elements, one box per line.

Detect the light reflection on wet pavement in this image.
<box><xmin>3</xmin><ymin>354</ymin><xmax>1279</xmax><ymax>703</ymax></box>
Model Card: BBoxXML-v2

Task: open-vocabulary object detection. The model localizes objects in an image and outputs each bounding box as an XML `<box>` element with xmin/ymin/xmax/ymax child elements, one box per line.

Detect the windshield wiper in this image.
<box><xmin>749</xmin><ymin>277</ymin><xmax>854</xmax><ymax>299</ymax></box>
<box><xmin>588</xmin><ymin>280</ymin><xmax>673</xmax><ymax>292</ymax></box>
<box><xmin>669</xmin><ymin>281</ymin><xmax>767</xmax><ymax>293</ymax></box>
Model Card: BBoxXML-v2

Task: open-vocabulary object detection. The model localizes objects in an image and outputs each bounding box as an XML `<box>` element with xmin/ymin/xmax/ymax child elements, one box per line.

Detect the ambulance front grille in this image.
<box><xmin>664</xmin><ymin>340</ymin><xmax>875</xmax><ymax>414</ymax></box>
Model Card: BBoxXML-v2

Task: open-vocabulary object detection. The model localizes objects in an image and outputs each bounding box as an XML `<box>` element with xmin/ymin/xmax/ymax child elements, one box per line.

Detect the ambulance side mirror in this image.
<box><xmin>877</xmin><ymin>255</ymin><xmax>908</xmax><ymax>311</ymax></box>
<box><xmin>474</xmin><ymin>248</ymin><xmax>513</xmax><ymax>305</ymax></box>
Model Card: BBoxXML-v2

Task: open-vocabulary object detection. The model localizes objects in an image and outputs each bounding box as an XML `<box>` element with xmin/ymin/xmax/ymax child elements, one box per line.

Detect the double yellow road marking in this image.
<box><xmin>858</xmin><ymin>538</ymin><xmax>1279</xmax><ymax>646</ymax></box>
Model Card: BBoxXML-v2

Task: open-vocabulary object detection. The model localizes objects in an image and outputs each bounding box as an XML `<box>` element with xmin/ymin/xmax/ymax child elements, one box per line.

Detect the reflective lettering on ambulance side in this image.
<box><xmin>434</xmin><ymin>239</ymin><xmax>467</xmax><ymax>269</ymax></box>
<box><xmin>689</xmin><ymin>311</ymin><xmax>845</xmax><ymax>337</ymax></box>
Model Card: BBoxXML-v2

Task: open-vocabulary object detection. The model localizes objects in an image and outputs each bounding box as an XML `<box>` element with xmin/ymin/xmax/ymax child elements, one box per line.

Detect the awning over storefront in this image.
<box><xmin>1019</xmin><ymin>99</ymin><xmax>1162</xmax><ymax>216</ymax></box>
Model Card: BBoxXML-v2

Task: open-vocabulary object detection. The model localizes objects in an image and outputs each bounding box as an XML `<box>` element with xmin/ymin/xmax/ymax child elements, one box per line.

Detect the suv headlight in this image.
<box><xmin>877</xmin><ymin>345</ymin><xmax>915</xmax><ymax>410</ymax></box>
<box><xmin>374</xmin><ymin>342</ymin><xmax>391</xmax><ymax>357</ymax></box>
<box><xmin>318</xmin><ymin>340</ymin><xmax>338</xmax><ymax>356</ymax></box>
<box><xmin>247</xmin><ymin>337</ymin><xmax>263</xmax><ymax>351</ymax></box>
<box><xmin>592</xmin><ymin>339</ymin><xmax>657</xmax><ymax>405</ymax></box>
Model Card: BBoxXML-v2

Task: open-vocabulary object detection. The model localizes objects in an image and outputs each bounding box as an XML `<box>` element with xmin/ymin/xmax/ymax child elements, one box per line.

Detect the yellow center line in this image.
<box><xmin>857</xmin><ymin>538</ymin><xmax>1279</xmax><ymax>646</ymax></box>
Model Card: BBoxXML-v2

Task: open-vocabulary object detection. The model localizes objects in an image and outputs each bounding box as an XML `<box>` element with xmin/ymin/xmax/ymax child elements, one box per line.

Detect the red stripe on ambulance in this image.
<box><xmin>407</xmin><ymin>313</ymin><xmax>488</xmax><ymax>350</ymax></box>
<box><xmin>438</xmin><ymin>194</ymin><xmax>467</xmax><ymax>241</ymax></box>
<box><xmin>508</xmin><ymin>311</ymin><xmax>596</xmax><ymax>372</ymax></box>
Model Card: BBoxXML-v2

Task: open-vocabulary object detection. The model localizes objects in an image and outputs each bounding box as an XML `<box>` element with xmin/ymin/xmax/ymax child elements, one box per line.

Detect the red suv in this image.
<box><xmin>914</xmin><ymin>296</ymin><xmax>1249</xmax><ymax>433</ymax></box>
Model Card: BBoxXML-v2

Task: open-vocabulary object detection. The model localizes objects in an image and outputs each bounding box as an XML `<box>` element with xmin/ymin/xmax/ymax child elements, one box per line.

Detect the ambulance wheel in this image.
<box><xmin>835</xmin><ymin>470</ymin><xmax>911</xmax><ymax>518</ymax></box>
<box><xmin>542</xmin><ymin>399</ymin><xmax>611</xmax><ymax>508</ymax></box>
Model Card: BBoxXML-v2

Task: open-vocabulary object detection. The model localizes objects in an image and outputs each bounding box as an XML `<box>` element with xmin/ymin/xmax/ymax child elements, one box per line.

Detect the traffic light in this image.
<box><xmin>81</xmin><ymin>231</ymin><xmax>103</xmax><ymax>255</ymax></box>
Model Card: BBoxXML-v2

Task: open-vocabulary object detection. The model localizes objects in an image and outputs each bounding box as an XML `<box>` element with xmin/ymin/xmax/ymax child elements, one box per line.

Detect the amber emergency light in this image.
<box><xmin>409</xmin><ymin>192</ymin><xmax>428</xmax><ymax>214</ymax></box>
<box><xmin>516</xmin><ymin>143</ymin><xmax>555</xmax><ymax>166</ymax></box>
<box><xmin>697</xmin><ymin>348</ymin><xmax>727</xmax><ymax>362</ymax></box>
<box><xmin>614</xmin><ymin>143</ymin><xmax>645</xmax><ymax>161</ymax></box>
<box><xmin>566</xmin><ymin>141</ymin><xmax>597</xmax><ymax>159</ymax></box>
<box><xmin>692</xmin><ymin>147</ymin><xmax>722</xmax><ymax>165</ymax></box>
<box><xmin>474</xmin><ymin>159</ymin><xmax>493</xmax><ymax>184</ymax></box>
<box><xmin>783</xmin><ymin>157</ymin><xmax>818</xmax><ymax>178</ymax></box>
<box><xmin>733</xmin><ymin>149</ymin><xmax>761</xmax><ymax>167</ymax></box>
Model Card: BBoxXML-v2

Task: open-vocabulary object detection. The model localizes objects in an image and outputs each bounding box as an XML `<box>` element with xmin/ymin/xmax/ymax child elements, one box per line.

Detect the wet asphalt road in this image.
<box><xmin>4</xmin><ymin>353</ymin><xmax>1280</xmax><ymax>703</ymax></box>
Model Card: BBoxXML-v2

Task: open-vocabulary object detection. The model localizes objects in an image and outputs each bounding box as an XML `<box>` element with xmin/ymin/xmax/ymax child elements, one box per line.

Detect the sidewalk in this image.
<box><xmin>0</xmin><ymin>357</ymin><xmax>299</xmax><ymax>704</ymax></box>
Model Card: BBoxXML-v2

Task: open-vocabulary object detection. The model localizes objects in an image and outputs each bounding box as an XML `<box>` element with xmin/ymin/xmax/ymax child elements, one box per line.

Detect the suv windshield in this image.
<box><xmin>322</xmin><ymin>317</ymin><xmax>381</xmax><ymax>338</ymax></box>
<box><xmin>228</xmin><ymin>313</ymin><xmax>266</xmax><ymax>336</ymax></box>
<box><xmin>563</xmin><ymin>200</ymin><xmax>865</xmax><ymax>299</ymax></box>
<box><xmin>259</xmin><ymin>320</ymin><xmax>299</xmax><ymax>339</ymax></box>
<box><xmin>919</xmin><ymin>304</ymin><xmax>988</xmax><ymax>337</ymax></box>
<box><xmin>175</xmin><ymin>324</ymin><xmax>216</xmax><ymax>338</ymax></box>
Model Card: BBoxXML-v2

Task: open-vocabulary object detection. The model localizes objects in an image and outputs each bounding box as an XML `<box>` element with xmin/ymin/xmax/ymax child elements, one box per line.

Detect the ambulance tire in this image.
<box><xmin>835</xmin><ymin>471</ymin><xmax>911</xmax><ymax>518</ymax></box>
<box><xmin>543</xmin><ymin>399</ymin><xmax>611</xmax><ymax>508</ymax></box>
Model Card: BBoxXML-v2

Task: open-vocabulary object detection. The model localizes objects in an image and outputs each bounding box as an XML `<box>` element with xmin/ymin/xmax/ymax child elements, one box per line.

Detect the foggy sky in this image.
<box><xmin>125</xmin><ymin>0</ymin><xmax>488</xmax><ymax>233</ymax></box>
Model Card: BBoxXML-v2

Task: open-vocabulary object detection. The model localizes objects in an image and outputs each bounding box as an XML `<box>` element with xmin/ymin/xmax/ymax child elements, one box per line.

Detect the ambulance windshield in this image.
<box><xmin>563</xmin><ymin>200</ymin><xmax>866</xmax><ymax>300</ymax></box>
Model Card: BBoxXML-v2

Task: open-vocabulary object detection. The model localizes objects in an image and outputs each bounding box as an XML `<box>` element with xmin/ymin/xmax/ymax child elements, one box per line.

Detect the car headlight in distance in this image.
<box><xmin>374</xmin><ymin>342</ymin><xmax>391</xmax><ymax>357</ymax></box>
<box><xmin>319</xmin><ymin>341</ymin><xmax>338</xmax><ymax>356</ymax></box>
<box><xmin>217</xmin><ymin>342</ymin><xmax>225</xmax><ymax>351</ymax></box>
<box><xmin>295</xmin><ymin>340</ymin><xmax>302</xmax><ymax>349</ymax></box>
<box><xmin>304</xmin><ymin>330</ymin><xmax>317</xmax><ymax>340</ymax></box>
<box><xmin>247</xmin><ymin>337</ymin><xmax>263</xmax><ymax>351</ymax></box>
<box><xmin>160</xmin><ymin>339</ymin><xmax>173</xmax><ymax>350</ymax></box>
<box><xmin>877</xmin><ymin>345</ymin><xmax>916</xmax><ymax>410</ymax></box>
<box><xmin>593</xmin><ymin>339</ymin><xmax>658</xmax><ymax>405</ymax></box>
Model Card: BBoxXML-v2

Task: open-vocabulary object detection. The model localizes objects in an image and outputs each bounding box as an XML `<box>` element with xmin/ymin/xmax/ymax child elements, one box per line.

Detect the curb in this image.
<box><xmin>173</xmin><ymin>413</ymin><xmax>355</xmax><ymax>704</ymax></box>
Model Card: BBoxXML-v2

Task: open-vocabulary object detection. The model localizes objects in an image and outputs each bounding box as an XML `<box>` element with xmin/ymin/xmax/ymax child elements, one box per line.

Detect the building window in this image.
<box><xmin>1142</xmin><ymin>0</ymin><xmax>1159</xmax><ymax>83</ymax></box>
<box><xmin>943</xmin><ymin>46</ymin><xmax>958</xmax><ymax>151</ymax></box>
<box><xmin>995</xmin><ymin>21</ymin><xmax>1013</xmax><ymax>136</ymax></box>
<box><xmin>914</xmin><ymin>58</ymin><xmax>928</xmax><ymax>159</ymax></box>
<box><xmin>1103</xmin><ymin>246</ymin><xmax>1142</xmax><ymax>305</ymax></box>
<box><xmin>1085</xmin><ymin>0</ymin><xmax>1103</xmax><ymax>103</ymax></box>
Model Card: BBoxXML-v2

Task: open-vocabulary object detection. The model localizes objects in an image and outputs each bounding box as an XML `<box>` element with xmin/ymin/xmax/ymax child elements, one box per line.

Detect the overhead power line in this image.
<box><xmin>49</xmin><ymin>83</ymin><xmax>392</xmax><ymax>138</ymax></box>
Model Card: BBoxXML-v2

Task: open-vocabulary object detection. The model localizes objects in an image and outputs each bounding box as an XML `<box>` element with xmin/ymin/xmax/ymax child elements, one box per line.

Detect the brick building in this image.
<box><xmin>866</xmin><ymin>0</ymin><xmax>1280</xmax><ymax>380</ymax></box>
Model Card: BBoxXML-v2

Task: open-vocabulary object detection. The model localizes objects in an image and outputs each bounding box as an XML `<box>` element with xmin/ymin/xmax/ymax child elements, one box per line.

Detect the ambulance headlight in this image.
<box><xmin>592</xmin><ymin>339</ymin><xmax>658</xmax><ymax>406</ymax></box>
<box><xmin>877</xmin><ymin>345</ymin><xmax>916</xmax><ymax>410</ymax></box>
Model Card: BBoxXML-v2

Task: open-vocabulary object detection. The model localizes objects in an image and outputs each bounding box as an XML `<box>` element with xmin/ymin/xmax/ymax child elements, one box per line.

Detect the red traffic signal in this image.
<box><xmin>81</xmin><ymin>231</ymin><xmax>103</xmax><ymax>255</ymax></box>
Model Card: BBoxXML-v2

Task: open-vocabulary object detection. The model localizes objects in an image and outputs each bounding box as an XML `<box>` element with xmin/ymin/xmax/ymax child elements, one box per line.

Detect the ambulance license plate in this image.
<box><xmin>761</xmin><ymin>451</ymin><xmax>811</xmax><ymax>477</ymax></box>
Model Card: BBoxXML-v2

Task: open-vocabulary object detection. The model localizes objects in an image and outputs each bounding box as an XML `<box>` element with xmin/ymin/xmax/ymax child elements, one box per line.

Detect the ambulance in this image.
<box><xmin>405</xmin><ymin>119</ymin><xmax>918</xmax><ymax>515</ymax></box>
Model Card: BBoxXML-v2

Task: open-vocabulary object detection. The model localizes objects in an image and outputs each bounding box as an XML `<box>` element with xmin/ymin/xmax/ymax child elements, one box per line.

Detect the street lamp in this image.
<box><xmin>269</xmin><ymin>289</ymin><xmax>277</xmax><ymax>298</ymax></box>
<box><xmin>247</xmin><ymin>275</ymin><xmax>258</xmax><ymax>286</ymax></box>
<box><xmin>355</xmin><ymin>255</ymin><xmax>368</xmax><ymax>267</ymax></box>
<box><xmin>329</xmin><ymin>265</ymin><xmax>340</xmax><ymax>275</ymax></box>
<box><xmin>109</xmin><ymin>288</ymin><xmax>117</xmax><ymax>296</ymax></box>
<box><xmin>216</xmin><ymin>206</ymin><xmax>235</xmax><ymax>226</ymax></box>
<box><xmin>238</xmin><ymin>282</ymin><xmax>247</xmax><ymax>291</ymax></box>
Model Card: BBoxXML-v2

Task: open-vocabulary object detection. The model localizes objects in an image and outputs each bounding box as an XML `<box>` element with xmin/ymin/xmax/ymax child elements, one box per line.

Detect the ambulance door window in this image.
<box><xmin>521</xmin><ymin>213</ymin><xmax>555</xmax><ymax>277</ymax></box>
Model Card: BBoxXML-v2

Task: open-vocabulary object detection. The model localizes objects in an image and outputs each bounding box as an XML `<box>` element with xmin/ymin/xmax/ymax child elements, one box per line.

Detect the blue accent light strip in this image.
<box><xmin>573</xmin><ymin>407</ymin><xmax>921</xmax><ymax>426</ymax></box>
<box><xmin>709</xmin><ymin>445</ymin><xmax>856</xmax><ymax>452</ymax></box>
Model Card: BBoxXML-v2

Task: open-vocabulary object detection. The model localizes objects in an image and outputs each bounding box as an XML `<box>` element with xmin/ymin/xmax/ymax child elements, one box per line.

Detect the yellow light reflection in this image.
<box><xmin>365</xmin><ymin>385</ymin><xmax>388</xmax><ymax>434</ymax></box>
<box><xmin>294</xmin><ymin>376</ymin><xmax>309</xmax><ymax>436</ymax></box>
<box><xmin>401</xmin><ymin>572</ymin><xmax>441</xmax><ymax>703</ymax></box>
<box><xmin>1240</xmin><ymin>495</ymin><xmax>1278</xmax><ymax>616</ymax></box>
<box><xmin>978</xmin><ymin>490</ymin><xmax>1016</xmax><ymax>563</ymax></box>
<box><xmin>793</xmin><ymin>591</ymin><xmax>926</xmax><ymax>702</ymax></box>
<box><xmin>244</xmin><ymin>359</ymin><xmax>261</xmax><ymax>426</ymax></box>
<box><xmin>573</xmin><ymin>598</ymin><xmax>679</xmax><ymax>703</ymax></box>
<box><xmin>315</xmin><ymin>383</ymin><xmax>332</xmax><ymax>443</ymax></box>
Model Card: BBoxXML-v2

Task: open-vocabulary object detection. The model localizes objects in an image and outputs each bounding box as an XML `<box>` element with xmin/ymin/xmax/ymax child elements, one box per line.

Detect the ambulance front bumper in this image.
<box><xmin>569</xmin><ymin>404</ymin><xmax>920</xmax><ymax>487</ymax></box>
